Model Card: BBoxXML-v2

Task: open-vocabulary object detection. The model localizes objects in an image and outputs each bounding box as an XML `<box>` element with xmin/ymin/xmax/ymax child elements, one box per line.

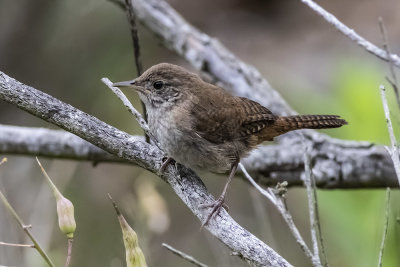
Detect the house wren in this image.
<box><xmin>113</xmin><ymin>63</ymin><xmax>347</xmax><ymax>225</ymax></box>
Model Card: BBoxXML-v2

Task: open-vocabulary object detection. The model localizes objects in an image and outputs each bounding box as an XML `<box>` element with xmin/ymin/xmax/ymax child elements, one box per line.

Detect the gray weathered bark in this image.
<box><xmin>0</xmin><ymin>124</ymin><xmax>124</xmax><ymax>163</ymax></box>
<box><xmin>0</xmin><ymin>71</ymin><xmax>292</xmax><ymax>267</ymax></box>
<box><xmin>0</xmin><ymin>124</ymin><xmax>396</xmax><ymax>188</ymax></box>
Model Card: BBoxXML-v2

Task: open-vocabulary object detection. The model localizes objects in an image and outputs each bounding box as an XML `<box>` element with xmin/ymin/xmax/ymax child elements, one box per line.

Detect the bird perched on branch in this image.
<box><xmin>113</xmin><ymin>63</ymin><xmax>347</xmax><ymax>226</ymax></box>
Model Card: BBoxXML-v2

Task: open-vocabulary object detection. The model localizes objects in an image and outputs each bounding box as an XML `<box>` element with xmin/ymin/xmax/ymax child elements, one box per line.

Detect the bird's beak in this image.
<box><xmin>112</xmin><ymin>79</ymin><xmax>136</xmax><ymax>87</ymax></box>
<box><xmin>113</xmin><ymin>79</ymin><xmax>148</xmax><ymax>95</ymax></box>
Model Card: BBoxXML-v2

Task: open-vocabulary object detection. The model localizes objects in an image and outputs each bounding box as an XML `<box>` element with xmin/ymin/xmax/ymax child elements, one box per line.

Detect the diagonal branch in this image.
<box><xmin>101</xmin><ymin>77</ymin><xmax>161</xmax><ymax>149</ymax></box>
<box><xmin>380</xmin><ymin>85</ymin><xmax>400</xmax><ymax>186</ymax></box>
<box><xmin>378</xmin><ymin>188</ymin><xmax>391</xmax><ymax>267</ymax></box>
<box><xmin>124</xmin><ymin>0</ymin><xmax>143</xmax><ymax>76</ymax></box>
<box><xmin>302</xmin><ymin>144</ymin><xmax>324</xmax><ymax>267</ymax></box>
<box><xmin>123</xmin><ymin>0</ymin><xmax>150</xmax><ymax>142</ymax></box>
<box><xmin>378</xmin><ymin>17</ymin><xmax>399</xmax><ymax>108</ymax></box>
<box><xmin>0</xmin><ymin>186</ymin><xmax>55</xmax><ymax>266</ymax></box>
<box><xmin>239</xmin><ymin>163</ymin><xmax>314</xmax><ymax>263</ymax></box>
<box><xmin>162</xmin><ymin>243</ymin><xmax>208</xmax><ymax>267</ymax></box>
<box><xmin>300</xmin><ymin>0</ymin><xmax>400</xmax><ymax>68</ymax></box>
<box><xmin>0</xmin><ymin>71</ymin><xmax>291</xmax><ymax>267</ymax></box>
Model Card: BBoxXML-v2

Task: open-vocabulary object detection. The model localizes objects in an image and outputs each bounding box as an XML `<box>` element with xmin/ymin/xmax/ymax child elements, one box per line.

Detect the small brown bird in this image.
<box><xmin>113</xmin><ymin>63</ymin><xmax>347</xmax><ymax>225</ymax></box>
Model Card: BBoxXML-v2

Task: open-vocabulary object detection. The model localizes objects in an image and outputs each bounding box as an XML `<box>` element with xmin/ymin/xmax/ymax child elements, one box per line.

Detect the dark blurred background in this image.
<box><xmin>0</xmin><ymin>0</ymin><xmax>399</xmax><ymax>266</ymax></box>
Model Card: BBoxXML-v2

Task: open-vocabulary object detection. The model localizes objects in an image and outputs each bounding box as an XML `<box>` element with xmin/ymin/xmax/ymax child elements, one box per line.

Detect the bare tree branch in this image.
<box><xmin>241</xmin><ymin>135</ymin><xmax>397</xmax><ymax>188</ymax></box>
<box><xmin>300</xmin><ymin>0</ymin><xmax>400</xmax><ymax>68</ymax></box>
<box><xmin>124</xmin><ymin>0</ymin><xmax>143</xmax><ymax>76</ymax></box>
<box><xmin>0</xmin><ymin>71</ymin><xmax>291</xmax><ymax>267</ymax></box>
<box><xmin>380</xmin><ymin>85</ymin><xmax>400</xmax><ymax>186</ymax></box>
<box><xmin>0</xmin><ymin>124</ymin><xmax>397</xmax><ymax>188</ymax></box>
<box><xmin>0</xmin><ymin>241</ymin><xmax>34</xmax><ymax>248</ymax></box>
<box><xmin>123</xmin><ymin>0</ymin><xmax>149</xmax><ymax>142</ymax></box>
<box><xmin>303</xmin><ymin>144</ymin><xmax>324</xmax><ymax>267</ymax></box>
<box><xmin>162</xmin><ymin>243</ymin><xmax>208</xmax><ymax>267</ymax></box>
<box><xmin>0</xmin><ymin>183</ymin><xmax>55</xmax><ymax>266</ymax></box>
<box><xmin>101</xmin><ymin>77</ymin><xmax>161</xmax><ymax>149</ymax></box>
<box><xmin>0</xmin><ymin>124</ymin><xmax>125</xmax><ymax>163</ymax></box>
<box><xmin>378</xmin><ymin>18</ymin><xmax>399</xmax><ymax>108</ymax></box>
<box><xmin>239</xmin><ymin>163</ymin><xmax>315</xmax><ymax>264</ymax></box>
<box><xmin>378</xmin><ymin>188</ymin><xmax>390</xmax><ymax>267</ymax></box>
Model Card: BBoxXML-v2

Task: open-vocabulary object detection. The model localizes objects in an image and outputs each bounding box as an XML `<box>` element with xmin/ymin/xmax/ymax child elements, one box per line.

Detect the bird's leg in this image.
<box><xmin>200</xmin><ymin>160</ymin><xmax>239</xmax><ymax>227</ymax></box>
<box><xmin>158</xmin><ymin>157</ymin><xmax>175</xmax><ymax>175</ymax></box>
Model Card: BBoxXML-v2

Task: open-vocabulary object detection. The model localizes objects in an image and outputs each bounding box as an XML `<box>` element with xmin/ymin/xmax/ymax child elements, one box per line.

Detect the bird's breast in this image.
<box><xmin>148</xmin><ymin>106</ymin><xmax>190</xmax><ymax>156</ymax></box>
<box><xmin>147</xmin><ymin>106</ymin><xmax>234</xmax><ymax>173</ymax></box>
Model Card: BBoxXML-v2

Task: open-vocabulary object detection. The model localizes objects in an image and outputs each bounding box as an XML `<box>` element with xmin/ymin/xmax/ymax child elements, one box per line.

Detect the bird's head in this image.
<box><xmin>113</xmin><ymin>63</ymin><xmax>201</xmax><ymax>109</ymax></box>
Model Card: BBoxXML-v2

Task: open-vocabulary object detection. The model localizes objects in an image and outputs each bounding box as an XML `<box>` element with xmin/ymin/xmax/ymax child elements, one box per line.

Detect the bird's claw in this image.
<box><xmin>200</xmin><ymin>200</ymin><xmax>229</xmax><ymax>210</ymax></box>
<box><xmin>199</xmin><ymin>196</ymin><xmax>228</xmax><ymax>227</ymax></box>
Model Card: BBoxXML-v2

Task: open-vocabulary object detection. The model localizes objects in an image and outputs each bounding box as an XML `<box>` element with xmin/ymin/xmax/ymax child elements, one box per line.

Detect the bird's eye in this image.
<box><xmin>153</xmin><ymin>81</ymin><xmax>164</xmax><ymax>90</ymax></box>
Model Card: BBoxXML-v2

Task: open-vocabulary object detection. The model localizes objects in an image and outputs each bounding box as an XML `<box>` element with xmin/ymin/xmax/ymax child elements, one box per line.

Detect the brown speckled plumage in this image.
<box><xmin>113</xmin><ymin>63</ymin><xmax>348</xmax><ymax>225</ymax></box>
<box><xmin>114</xmin><ymin>63</ymin><xmax>348</xmax><ymax>172</ymax></box>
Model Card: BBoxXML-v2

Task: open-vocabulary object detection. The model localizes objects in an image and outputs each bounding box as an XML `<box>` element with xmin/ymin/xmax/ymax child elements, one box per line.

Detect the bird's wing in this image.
<box><xmin>235</xmin><ymin>97</ymin><xmax>277</xmax><ymax>138</ymax></box>
<box><xmin>190</xmin><ymin>89</ymin><xmax>276</xmax><ymax>144</ymax></box>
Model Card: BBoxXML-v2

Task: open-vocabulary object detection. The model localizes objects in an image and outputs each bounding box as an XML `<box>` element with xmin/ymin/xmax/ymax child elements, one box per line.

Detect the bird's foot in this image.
<box><xmin>157</xmin><ymin>157</ymin><xmax>175</xmax><ymax>175</ymax></box>
<box><xmin>199</xmin><ymin>196</ymin><xmax>229</xmax><ymax>227</ymax></box>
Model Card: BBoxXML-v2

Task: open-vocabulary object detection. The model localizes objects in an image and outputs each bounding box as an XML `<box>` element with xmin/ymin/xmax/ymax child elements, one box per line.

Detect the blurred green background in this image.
<box><xmin>0</xmin><ymin>0</ymin><xmax>399</xmax><ymax>266</ymax></box>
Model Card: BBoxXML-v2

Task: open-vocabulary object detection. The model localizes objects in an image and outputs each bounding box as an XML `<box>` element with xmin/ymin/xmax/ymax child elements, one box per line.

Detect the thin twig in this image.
<box><xmin>101</xmin><ymin>77</ymin><xmax>161</xmax><ymax>150</ymax></box>
<box><xmin>0</xmin><ymin>190</ymin><xmax>55</xmax><ymax>266</ymax></box>
<box><xmin>101</xmin><ymin>77</ymin><xmax>148</xmax><ymax>132</ymax></box>
<box><xmin>107</xmin><ymin>0</ymin><xmax>145</xmax><ymax>77</ymax></box>
<box><xmin>300</xmin><ymin>0</ymin><xmax>400</xmax><ymax>68</ymax></box>
<box><xmin>124</xmin><ymin>0</ymin><xmax>143</xmax><ymax>77</ymax></box>
<box><xmin>107</xmin><ymin>0</ymin><xmax>148</xmax><ymax>139</ymax></box>
<box><xmin>380</xmin><ymin>85</ymin><xmax>400</xmax><ymax>186</ymax></box>
<box><xmin>311</xmin><ymin>171</ymin><xmax>328</xmax><ymax>267</ymax></box>
<box><xmin>123</xmin><ymin>0</ymin><xmax>149</xmax><ymax>142</ymax></box>
<box><xmin>379</xmin><ymin>18</ymin><xmax>398</xmax><ymax>84</ymax></box>
<box><xmin>378</xmin><ymin>188</ymin><xmax>391</xmax><ymax>267</ymax></box>
<box><xmin>238</xmin><ymin>163</ymin><xmax>275</xmax><ymax>204</ymax></box>
<box><xmin>0</xmin><ymin>241</ymin><xmax>35</xmax><ymax>248</ymax></box>
<box><xmin>303</xmin><ymin>145</ymin><xmax>325</xmax><ymax>267</ymax></box>
<box><xmin>239</xmin><ymin>163</ymin><xmax>315</xmax><ymax>263</ymax></box>
<box><xmin>35</xmin><ymin>157</ymin><xmax>62</xmax><ymax>197</ymax></box>
<box><xmin>303</xmin><ymin>151</ymin><xmax>319</xmax><ymax>257</ymax></box>
<box><xmin>65</xmin><ymin>238</ymin><xmax>73</xmax><ymax>267</ymax></box>
<box><xmin>162</xmin><ymin>243</ymin><xmax>208</xmax><ymax>267</ymax></box>
<box><xmin>107</xmin><ymin>193</ymin><xmax>122</xmax><ymax>217</ymax></box>
<box><xmin>378</xmin><ymin>17</ymin><xmax>400</xmax><ymax>110</ymax></box>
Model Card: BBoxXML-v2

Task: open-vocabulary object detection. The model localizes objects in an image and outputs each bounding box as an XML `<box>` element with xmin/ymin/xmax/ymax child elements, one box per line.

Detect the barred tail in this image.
<box><xmin>277</xmin><ymin>115</ymin><xmax>348</xmax><ymax>131</ymax></box>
